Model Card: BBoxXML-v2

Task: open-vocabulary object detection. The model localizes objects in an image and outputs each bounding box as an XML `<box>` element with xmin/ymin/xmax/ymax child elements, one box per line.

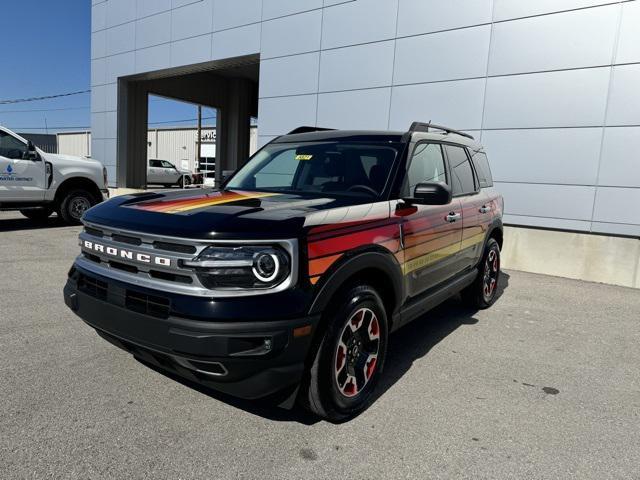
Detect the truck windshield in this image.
<box><xmin>226</xmin><ymin>142</ymin><xmax>400</xmax><ymax>198</ymax></box>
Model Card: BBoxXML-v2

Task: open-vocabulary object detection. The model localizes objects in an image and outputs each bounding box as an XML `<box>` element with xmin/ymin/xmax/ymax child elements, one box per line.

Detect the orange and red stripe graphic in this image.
<box><xmin>128</xmin><ymin>190</ymin><xmax>278</xmax><ymax>214</ymax></box>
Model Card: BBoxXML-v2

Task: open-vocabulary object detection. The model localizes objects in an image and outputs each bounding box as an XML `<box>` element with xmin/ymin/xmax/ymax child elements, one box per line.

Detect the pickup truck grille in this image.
<box><xmin>76</xmin><ymin>222</ymin><xmax>214</xmax><ymax>297</ymax></box>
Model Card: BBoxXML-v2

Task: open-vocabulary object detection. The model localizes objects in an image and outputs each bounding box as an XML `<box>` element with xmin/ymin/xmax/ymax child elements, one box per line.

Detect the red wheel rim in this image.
<box><xmin>483</xmin><ymin>249</ymin><xmax>500</xmax><ymax>299</ymax></box>
<box><xmin>334</xmin><ymin>307</ymin><xmax>380</xmax><ymax>398</ymax></box>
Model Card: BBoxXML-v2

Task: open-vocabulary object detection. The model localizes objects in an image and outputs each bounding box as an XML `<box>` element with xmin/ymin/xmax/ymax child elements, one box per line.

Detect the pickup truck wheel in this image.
<box><xmin>177</xmin><ymin>176</ymin><xmax>191</xmax><ymax>188</ymax></box>
<box><xmin>301</xmin><ymin>285</ymin><xmax>388</xmax><ymax>422</ymax></box>
<box><xmin>20</xmin><ymin>207</ymin><xmax>53</xmax><ymax>221</ymax></box>
<box><xmin>59</xmin><ymin>189</ymin><xmax>95</xmax><ymax>225</ymax></box>
<box><xmin>461</xmin><ymin>238</ymin><xmax>501</xmax><ymax>309</ymax></box>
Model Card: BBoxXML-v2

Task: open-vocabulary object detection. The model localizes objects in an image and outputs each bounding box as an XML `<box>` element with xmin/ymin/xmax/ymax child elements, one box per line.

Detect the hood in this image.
<box><xmin>83</xmin><ymin>188</ymin><xmax>379</xmax><ymax>239</ymax></box>
<box><xmin>44</xmin><ymin>151</ymin><xmax>102</xmax><ymax>167</ymax></box>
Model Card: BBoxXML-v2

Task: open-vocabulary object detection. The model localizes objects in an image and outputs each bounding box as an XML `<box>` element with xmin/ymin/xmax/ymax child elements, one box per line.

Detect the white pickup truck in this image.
<box><xmin>0</xmin><ymin>126</ymin><xmax>108</xmax><ymax>224</ymax></box>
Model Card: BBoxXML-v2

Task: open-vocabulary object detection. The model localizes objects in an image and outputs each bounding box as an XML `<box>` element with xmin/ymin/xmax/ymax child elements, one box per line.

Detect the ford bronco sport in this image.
<box><xmin>63</xmin><ymin>122</ymin><xmax>503</xmax><ymax>422</ymax></box>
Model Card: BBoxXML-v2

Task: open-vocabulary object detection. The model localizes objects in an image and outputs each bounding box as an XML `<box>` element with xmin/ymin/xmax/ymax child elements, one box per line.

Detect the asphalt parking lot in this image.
<box><xmin>1</xmin><ymin>210</ymin><xmax>639</xmax><ymax>479</ymax></box>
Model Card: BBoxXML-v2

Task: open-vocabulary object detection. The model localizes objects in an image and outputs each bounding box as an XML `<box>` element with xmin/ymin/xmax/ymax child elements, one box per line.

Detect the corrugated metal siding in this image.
<box><xmin>57</xmin><ymin>132</ymin><xmax>91</xmax><ymax>157</ymax></box>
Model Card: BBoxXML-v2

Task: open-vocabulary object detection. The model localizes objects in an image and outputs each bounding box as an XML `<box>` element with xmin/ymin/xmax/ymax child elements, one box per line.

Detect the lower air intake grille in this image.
<box><xmin>125</xmin><ymin>290</ymin><xmax>170</xmax><ymax>319</ymax></box>
<box><xmin>78</xmin><ymin>274</ymin><xmax>108</xmax><ymax>301</ymax></box>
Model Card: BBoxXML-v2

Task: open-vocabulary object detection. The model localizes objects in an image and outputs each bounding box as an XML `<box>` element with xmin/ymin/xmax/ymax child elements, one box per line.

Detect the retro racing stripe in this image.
<box><xmin>129</xmin><ymin>191</ymin><xmax>278</xmax><ymax>214</ymax></box>
<box><xmin>402</xmin><ymin>232</ymin><xmax>485</xmax><ymax>275</ymax></box>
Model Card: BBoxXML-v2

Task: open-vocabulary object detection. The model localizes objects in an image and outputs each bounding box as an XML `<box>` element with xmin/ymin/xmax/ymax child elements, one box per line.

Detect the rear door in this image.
<box><xmin>444</xmin><ymin>144</ymin><xmax>485</xmax><ymax>270</ymax></box>
<box><xmin>0</xmin><ymin>130</ymin><xmax>46</xmax><ymax>201</ymax></box>
<box><xmin>147</xmin><ymin>160</ymin><xmax>162</xmax><ymax>183</ymax></box>
<box><xmin>398</xmin><ymin>142</ymin><xmax>463</xmax><ymax>298</ymax></box>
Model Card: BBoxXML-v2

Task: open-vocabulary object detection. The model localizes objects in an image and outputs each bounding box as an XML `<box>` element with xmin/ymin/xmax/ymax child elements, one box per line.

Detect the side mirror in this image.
<box><xmin>25</xmin><ymin>140</ymin><xmax>39</xmax><ymax>160</ymax></box>
<box><xmin>407</xmin><ymin>182</ymin><xmax>452</xmax><ymax>205</ymax></box>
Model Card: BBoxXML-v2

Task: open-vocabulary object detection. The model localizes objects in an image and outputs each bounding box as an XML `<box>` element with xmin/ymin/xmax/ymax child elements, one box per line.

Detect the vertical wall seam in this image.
<box><xmin>589</xmin><ymin>1</ymin><xmax>625</xmax><ymax>232</ymax></box>
<box><xmin>386</xmin><ymin>0</ymin><xmax>402</xmax><ymax>129</ymax></box>
<box><xmin>479</xmin><ymin>0</ymin><xmax>496</xmax><ymax>143</ymax></box>
<box><xmin>314</xmin><ymin>5</ymin><xmax>325</xmax><ymax>127</ymax></box>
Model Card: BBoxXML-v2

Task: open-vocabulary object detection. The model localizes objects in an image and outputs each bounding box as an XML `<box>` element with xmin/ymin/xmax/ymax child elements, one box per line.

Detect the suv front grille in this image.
<box><xmin>78</xmin><ymin>274</ymin><xmax>108</xmax><ymax>301</ymax></box>
<box><xmin>125</xmin><ymin>290</ymin><xmax>170</xmax><ymax>319</ymax></box>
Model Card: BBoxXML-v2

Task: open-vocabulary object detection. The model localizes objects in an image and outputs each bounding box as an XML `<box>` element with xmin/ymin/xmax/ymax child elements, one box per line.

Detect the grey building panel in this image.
<box><xmin>92</xmin><ymin>0</ymin><xmax>640</xmax><ymax>236</ymax></box>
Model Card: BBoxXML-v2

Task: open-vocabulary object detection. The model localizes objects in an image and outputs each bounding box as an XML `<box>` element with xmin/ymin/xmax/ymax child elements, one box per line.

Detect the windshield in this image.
<box><xmin>226</xmin><ymin>141</ymin><xmax>400</xmax><ymax>198</ymax></box>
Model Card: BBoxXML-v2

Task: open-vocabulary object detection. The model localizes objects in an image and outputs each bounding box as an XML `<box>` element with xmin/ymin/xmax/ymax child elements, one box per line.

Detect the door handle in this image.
<box><xmin>445</xmin><ymin>212</ymin><xmax>461</xmax><ymax>223</ymax></box>
<box><xmin>479</xmin><ymin>205</ymin><xmax>491</xmax><ymax>214</ymax></box>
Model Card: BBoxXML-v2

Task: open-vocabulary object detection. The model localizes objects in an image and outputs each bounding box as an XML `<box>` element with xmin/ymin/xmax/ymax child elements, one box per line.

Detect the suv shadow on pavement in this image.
<box><xmin>0</xmin><ymin>214</ymin><xmax>66</xmax><ymax>233</ymax></box>
<box><xmin>138</xmin><ymin>272</ymin><xmax>510</xmax><ymax>425</ymax></box>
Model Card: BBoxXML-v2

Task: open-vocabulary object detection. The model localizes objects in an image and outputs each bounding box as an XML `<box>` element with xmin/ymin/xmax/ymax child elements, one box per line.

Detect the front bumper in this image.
<box><xmin>64</xmin><ymin>265</ymin><xmax>319</xmax><ymax>400</ymax></box>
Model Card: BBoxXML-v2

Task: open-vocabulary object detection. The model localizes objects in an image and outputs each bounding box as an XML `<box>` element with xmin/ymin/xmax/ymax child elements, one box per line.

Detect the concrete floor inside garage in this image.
<box><xmin>1</xmin><ymin>210</ymin><xmax>639</xmax><ymax>479</ymax></box>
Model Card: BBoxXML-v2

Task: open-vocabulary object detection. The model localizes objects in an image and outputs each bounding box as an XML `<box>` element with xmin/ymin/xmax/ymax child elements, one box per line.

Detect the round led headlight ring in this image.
<box><xmin>252</xmin><ymin>252</ymin><xmax>280</xmax><ymax>283</ymax></box>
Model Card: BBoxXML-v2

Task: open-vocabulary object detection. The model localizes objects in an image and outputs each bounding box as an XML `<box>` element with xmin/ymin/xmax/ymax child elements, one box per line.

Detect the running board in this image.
<box><xmin>395</xmin><ymin>268</ymin><xmax>478</xmax><ymax>331</ymax></box>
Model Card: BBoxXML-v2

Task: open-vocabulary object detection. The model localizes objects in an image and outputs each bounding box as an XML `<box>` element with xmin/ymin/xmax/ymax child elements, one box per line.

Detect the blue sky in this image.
<box><xmin>0</xmin><ymin>1</ymin><xmax>215</xmax><ymax>134</ymax></box>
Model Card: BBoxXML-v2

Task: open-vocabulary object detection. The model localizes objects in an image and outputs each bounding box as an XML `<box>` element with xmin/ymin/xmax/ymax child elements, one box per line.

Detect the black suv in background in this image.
<box><xmin>64</xmin><ymin>122</ymin><xmax>503</xmax><ymax>422</ymax></box>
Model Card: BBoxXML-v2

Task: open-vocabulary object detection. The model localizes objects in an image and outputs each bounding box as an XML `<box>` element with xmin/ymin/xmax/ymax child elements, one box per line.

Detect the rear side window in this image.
<box><xmin>446</xmin><ymin>145</ymin><xmax>476</xmax><ymax>196</ymax></box>
<box><xmin>470</xmin><ymin>150</ymin><xmax>493</xmax><ymax>188</ymax></box>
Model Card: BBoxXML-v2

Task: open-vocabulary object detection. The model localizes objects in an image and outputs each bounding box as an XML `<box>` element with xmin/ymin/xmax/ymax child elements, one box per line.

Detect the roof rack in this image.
<box><xmin>408</xmin><ymin>121</ymin><xmax>474</xmax><ymax>140</ymax></box>
<box><xmin>287</xmin><ymin>126</ymin><xmax>336</xmax><ymax>135</ymax></box>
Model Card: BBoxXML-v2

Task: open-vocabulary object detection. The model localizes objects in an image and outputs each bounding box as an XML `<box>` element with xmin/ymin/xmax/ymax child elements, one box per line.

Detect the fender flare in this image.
<box><xmin>307</xmin><ymin>248</ymin><xmax>403</xmax><ymax>318</ymax></box>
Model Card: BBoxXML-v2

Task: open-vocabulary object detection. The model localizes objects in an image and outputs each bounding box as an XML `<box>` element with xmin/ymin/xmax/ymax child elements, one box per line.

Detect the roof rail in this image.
<box><xmin>408</xmin><ymin>121</ymin><xmax>474</xmax><ymax>140</ymax></box>
<box><xmin>287</xmin><ymin>126</ymin><xmax>336</xmax><ymax>135</ymax></box>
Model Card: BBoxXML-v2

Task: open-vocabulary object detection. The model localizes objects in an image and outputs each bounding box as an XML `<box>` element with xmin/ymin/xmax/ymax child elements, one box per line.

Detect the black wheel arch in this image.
<box><xmin>307</xmin><ymin>247</ymin><xmax>403</xmax><ymax>329</ymax></box>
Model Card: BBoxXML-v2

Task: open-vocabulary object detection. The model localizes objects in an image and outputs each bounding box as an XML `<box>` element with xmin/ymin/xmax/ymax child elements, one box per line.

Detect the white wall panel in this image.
<box><xmin>606</xmin><ymin>64</ymin><xmax>640</xmax><ymax>126</ymax></box>
<box><xmin>136</xmin><ymin>11</ymin><xmax>171</xmax><ymax>49</ymax></box>
<box><xmin>616</xmin><ymin>1</ymin><xmax>640</xmax><ymax>65</ymax></box>
<box><xmin>104</xmin><ymin>140</ymin><xmax>117</xmax><ymax>168</ymax></box>
<box><xmin>170</xmin><ymin>35</ymin><xmax>212</xmax><ymax>67</ymax></box>
<box><xmin>105</xmin><ymin>52</ymin><xmax>135</xmax><ymax>83</ymax></box>
<box><xmin>319</xmin><ymin>41</ymin><xmax>395</xmax><ymax>92</ymax></box>
<box><xmin>106</xmin><ymin>0</ymin><xmax>137</xmax><ymax>27</ymax></box>
<box><xmin>489</xmin><ymin>5</ymin><xmax>618</xmax><ymax>76</ymax></box>
<box><xmin>135</xmin><ymin>44</ymin><xmax>171</xmax><ymax>73</ymax></box>
<box><xmin>91</xmin><ymin>58</ymin><xmax>106</xmax><ymax>86</ymax></box>
<box><xmin>91</xmin><ymin>138</ymin><xmax>105</xmax><ymax>164</ymax></box>
<box><xmin>105</xmin><ymin>112</ymin><xmax>118</xmax><ymax>139</ymax></box>
<box><xmin>317</xmin><ymin>88</ymin><xmax>391</xmax><ymax>130</ymax></box>
<box><xmin>497</xmin><ymin>182</ymin><xmax>596</xmax><ymax>221</ymax></box>
<box><xmin>260</xmin><ymin>53</ymin><xmax>320</xmax><ymax>97</ymax></box>
<box><xmin>591</xmin><ymin>221</ymin><xmax>640</xmax><ymax>237</ymax></box>
<box><xmin>137</xmin><ymin>0</ymin><xmax>171</xmax><ymax>18</ymax></box>
<box><xmin>261</xmin><ymin>10</ymin><xmax>322</xmax><ymax>58</ymax></box>
<box><xmin>212</xmin><ymin>23</ymin><xmax>261</xmax><ymax>60</ymax></box>
<box><xmin>92</xmin><ymin>2</ymin><xmax>107</xmax><ymax>32</ymax></box>
<box><xmin>171</xmin><ymin>0</ymin><xmax>213</xmax><ymax>41</ymax></box>
<box><xmin>91</xmin><ymin>112</ymin><xmax>106</xmax><ymax>140</ymax></box>
<box><xmin>91</xmin><ymin>30</ymin><xmax>106</xmax><ymax>59</ymax></box>
<box><xmin>258</xmin><ymin>95</ymin><xmax>318</xmax><ymax>135</ymax></box>
<box><xmin>598</xmin><ymin>127</ymin><xmax>640</xmax><ymax>187</ymax></box>
<box><xmin>502</xmin><ymin>214</ymin><xmax>591</xmax><ymax>232</ymax></box>
<box><xmin>492</xmin><ymin>0</ymin><xmax>617</xmax><ymax>22</ymax></box>
<box><xmin>390</xmin><ymin>79</ymin><xmax>486</xmax><ymax>131</ymax></box>
<box><xmin>91</xmin><ymin>85</ymin><xmax>106</xmax><ymax>113</ymax></box>
<box><xmin>482</xmin><ymin>128</ymin><xmax>602</xmax><ymax>185</ymax></box>
<box><xmin>106</xmin><ymin>22</ymin><xmax>135</xmax><ymax>56</ymax></box>
<box><xmin>593</xmin><ymin>187</ymin><xmax>640</xmax><ymax>224</ymax></box>
<box><xmin>397</xmin><ymin>0</ymin><xmax>492</xmax><ymax>36</ymax></box>
<box><xmin>483</xmin><ymin>68</ymin><xmax>610</xmax><ymax>128</ymax></box>
<box><xmin>262</xmin><ymin>0</ymin><xmax>322</xmax><ymax>20</ymax></box>
<box><xmin>105</xmin><ymin>84</ymin><xmax>118</xmax><ymax>112</ymax></box>
<box><xmin>213</xmin><ymin>0</ymin><xmax>262</xmax><ymax>31</ymax></box>
<box><xmin>321</xmin><ymin>0</ymin><xmax>398</xmax><ymax>49</ymax></box>
<box><xmin>394</xmin><ymin>25</ymin><xmax>490</xmax><ymax>84</ymax></box>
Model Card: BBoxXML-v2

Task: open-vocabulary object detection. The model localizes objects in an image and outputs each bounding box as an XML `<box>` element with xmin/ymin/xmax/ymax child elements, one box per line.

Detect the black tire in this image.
<box><xmin>461</xmin><ymin>238</ymin><xmax>501</xmax><ymax>309</ymax></box>
<box><xmin>300</xmin><ymin>284</ymin><xmax>388</xmax><ymax>422</ymax></box>
<box><xmin>58</xmin><ymin>189</ymin><xmax>96</xmax><ymax>225</ymax></box>
<box><xmin>177</xmin><ymin>176</ymin><xmax>191</xmax><ymax>188</ymax></box>
<box><xmin>20</xmin><ymin>207</ymin><xmax>53</xmax><ymax>222</ymax></box>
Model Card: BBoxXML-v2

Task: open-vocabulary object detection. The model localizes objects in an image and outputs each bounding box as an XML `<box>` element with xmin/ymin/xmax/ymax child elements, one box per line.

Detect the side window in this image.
<box><xmin>149</xmin><ymin>160</ymin><xmax>162</xmax><ymax>167</ymax></box>
<box><xmin>161</xmin><ymin>161</ymin><xmax>175</xmax><ymax>169</ymax></box>
<box><xmin>254</xmin><ymin>149</ymin><xmax>298</xmax><ymax>188</ymax></box>
<box><xmin>470</xmin><ymin>150</ymin><xmax>493</xmax><ymax>188</ymax></box>
<box><xmin>406</xmin><ymin>143</ymin><xmax>446</xmax><ymax>195</ymax></box>
<box><xmin>0</xmin><ymin>131</ymin><xmax>28</xmax><ymax>160</ymax></box>
<box><xmin>446</xmin><ymin>145</ymin><xmax>476</xmax><ymax>196</ymax></box>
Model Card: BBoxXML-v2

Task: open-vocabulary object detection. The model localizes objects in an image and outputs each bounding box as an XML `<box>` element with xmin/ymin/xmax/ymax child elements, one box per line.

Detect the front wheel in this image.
<box><xmin>20</xmin><ymin>207</ymin><xmax>53</xmax><ymax>222</ymax></box>
<box><xmin>461</xmin><ymin>237</ymin><xmax>501</xmax><ymax>309</ymax></box>
<box><xmin>300</xmin><ymin>285</ymin><xmax>388</xmax><ymax>422</ymax></box>
<box><xmin>58</xmin><ymin>190</ymin><xmax>96</xmax><ymax>225</ymax></box>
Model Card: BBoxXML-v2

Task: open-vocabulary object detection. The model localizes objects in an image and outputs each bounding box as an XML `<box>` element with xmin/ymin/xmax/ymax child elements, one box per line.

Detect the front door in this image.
<box><xmin>398</xmin><ymin>142</ymin><xmax>463</xmax><ymax>298</ymax></box>
<box><xmin>0</xmin><ymin>131</ymin><xmax>46</xmax><ymax>201</ymax></box>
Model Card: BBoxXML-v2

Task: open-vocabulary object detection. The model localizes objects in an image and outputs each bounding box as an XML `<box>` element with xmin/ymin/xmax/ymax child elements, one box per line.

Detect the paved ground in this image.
<box><xmin>1</xmin><ymin>210</ymin><xmax>639</xmax><ymax>479</ymax></box>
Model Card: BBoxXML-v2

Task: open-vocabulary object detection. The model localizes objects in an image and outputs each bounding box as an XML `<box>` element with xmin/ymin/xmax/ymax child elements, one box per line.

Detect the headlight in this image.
<box><xmin>185</xmin><ymin>245</ymin><xmax>290</xmax><ymax>290</ymax></box>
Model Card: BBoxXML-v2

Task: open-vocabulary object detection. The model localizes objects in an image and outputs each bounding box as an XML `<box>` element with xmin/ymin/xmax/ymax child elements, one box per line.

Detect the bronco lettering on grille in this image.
<box><xmin>82</xmin><ymin>240</ymin><xmax>171</xmax><ymax>267</ymax></box>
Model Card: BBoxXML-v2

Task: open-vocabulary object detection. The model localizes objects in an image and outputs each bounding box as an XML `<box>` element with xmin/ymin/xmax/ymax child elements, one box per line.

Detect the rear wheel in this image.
<box><xmin>461</xmin><ymin>237</ymin><xmax>501</xmax><ymax>309</ymax></box>
<box><xmin>20</xmin><ymin>207</ymin><xmax>53</xmax><ymax>222</ymax></box>
<box><xmin>58</xmin><ymin>189</ymin><xmax>96</xmax><ymax>225</ymax></box>
<box><xmin>300</xmin><ymin>285</ymin><xmax>388</xmax><ymax>422</ymax></box>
